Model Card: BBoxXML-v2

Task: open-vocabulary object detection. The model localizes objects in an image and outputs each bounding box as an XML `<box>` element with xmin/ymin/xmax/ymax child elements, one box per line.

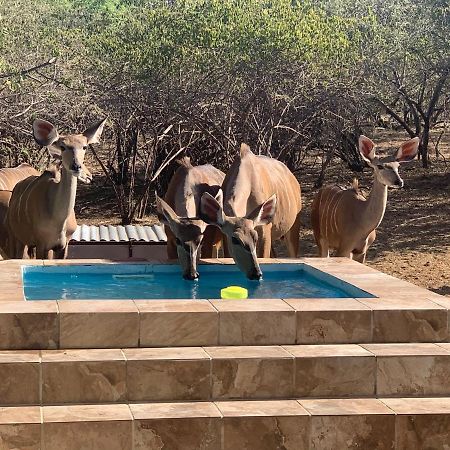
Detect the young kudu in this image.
<box><xmin>311</xmin><ymin>135</ymin><xmax>419</xmax><ymax>262</ymax></box>
<box><xmin>6</xmin><ymin>118</ymin><xmax>105</xmax><ymax>259</ymax></box>
<box><xmin>0</xmin><ymin>164</ymin><xmax>40</xmax><ymax>258</ymax></box>
<box><xmin>200</xmin><ymin>143</ymin><xmax>302</xmax><ymax>280</ymax></box>
<box><xmin>157</xmin><ymin>157</ymin><xmax>225</xmax><ymax>280</ymax></box>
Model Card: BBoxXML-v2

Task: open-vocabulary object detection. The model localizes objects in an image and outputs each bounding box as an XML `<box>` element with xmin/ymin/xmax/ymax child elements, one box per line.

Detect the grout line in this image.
<box><xmin>38</xmin><ymin>350</ymin><xmax>43</xmax><ymax>407</ymax></box>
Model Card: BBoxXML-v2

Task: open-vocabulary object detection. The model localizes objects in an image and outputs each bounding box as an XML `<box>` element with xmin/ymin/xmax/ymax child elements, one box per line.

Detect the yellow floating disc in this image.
<box><xmin>220</xmin><ymin>286</ymin><xmax>248</xmax><ymax>299</ymax></box>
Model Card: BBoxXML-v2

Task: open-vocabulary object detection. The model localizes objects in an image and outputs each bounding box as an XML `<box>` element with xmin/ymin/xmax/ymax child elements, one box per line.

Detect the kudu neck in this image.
<box><xmin>363</xmin><ymin>176</ymin><xmax>388</xmax><ymax>232</ymax></box>
<box><xmin>52</xmin><ymin>166</ymin><xmax>78</xmax><ymax>224</ymax></box>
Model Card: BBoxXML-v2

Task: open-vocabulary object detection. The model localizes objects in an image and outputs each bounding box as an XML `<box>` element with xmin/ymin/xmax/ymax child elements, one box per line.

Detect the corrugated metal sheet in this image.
<box><xmin>70</xmin><ymin>224</ymin><xmax>167</xmax><ymax>243</ymax></box>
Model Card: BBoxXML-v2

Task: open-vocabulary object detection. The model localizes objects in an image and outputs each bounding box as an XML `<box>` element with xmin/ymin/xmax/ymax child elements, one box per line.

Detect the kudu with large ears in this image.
<box><xmin>6</xmin><ymin>118</ymin><xmax>106</xmax><ymax>259</ymax></box>
<box><xmin>157</xmin><ymin>157</ymin><xmax>225</xmax><ymax>280</ymax></box>
<box><xmin>311</xmin><ymin>135</ymin><xmax>419</xmax><ymax>262</ymax></box>
<box><xmin>200</xmin><ymin>143</ymin><xmax>302</xmax><ymax>280</ymax></box>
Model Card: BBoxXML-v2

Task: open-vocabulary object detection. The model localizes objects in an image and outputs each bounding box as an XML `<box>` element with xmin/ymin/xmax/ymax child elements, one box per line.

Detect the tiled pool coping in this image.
<box><xmin>0</xmin><ymin>257</ymin><xmax>448</xmax><ymax>349</ymax></box>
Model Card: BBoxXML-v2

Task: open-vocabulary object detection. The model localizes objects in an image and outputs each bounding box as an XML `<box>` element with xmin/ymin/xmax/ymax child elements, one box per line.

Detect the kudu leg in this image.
<box><xmin>285</xmin><ymin>212</ymin><xmax>301</xmax><ymax>258</ymax></box>
<box><xmin>317</xmin><ymin>238</ymin><xmax>330</xmax><ymax>258</ymax></box>
<box><xmin>53</xmin><ymin>246</ymin><xmax>68</xmax><ymax>259</ymax></box>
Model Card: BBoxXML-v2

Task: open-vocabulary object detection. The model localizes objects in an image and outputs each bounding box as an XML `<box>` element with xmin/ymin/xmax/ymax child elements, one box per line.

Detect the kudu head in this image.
<box><xmin>359</xmin><ymin>135</ymin><xmax>419</xmax><ymax>188</ymax></box>
<box><xmin>33</xmin><ymin>118</ymin><xmax>106</xmax><ymax>181</ymax></box>
<box><xmin>157</xmin><ymin>195</ymin><xmax>214</xmax><ymax>280</ymax></box>
<box><xmin>201</xmin><ymin>190</ymin><xmax>277</xmax><ymax>280</ymax></box>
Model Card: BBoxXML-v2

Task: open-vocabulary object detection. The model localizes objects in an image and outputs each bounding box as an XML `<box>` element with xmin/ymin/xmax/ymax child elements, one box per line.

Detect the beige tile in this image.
<box><xmin>0</xmin><ymin>351</ymin><xmax>40</xmax><ymax>405</ymax></box>
<box><xmin>291</xmin><ymin>299</ymin><xmax>372</xmax><ymax>344</ymax></box>
<box><xmin>437</xmin><ymin>342</ymin><xmax>450</xmax><ymax>352</ymax></box>
<box><xmin>130</xmin><ymin>402</ymin><xmax>221</xmax><ymax>420</ymax></box>
<box><xmin>382</xmin><ymin>398</ymin><xmax>450</xmax><ymax>450</ymax></box>
<box><xmin>300</xmin><ymin>398</ymin><xmax>395</xmax><ymax>449</ymax></box>
<box><xmin>124</xmin><ymin>348</ymin><xmax>211</xmax><ymax>401</ymax></box>
<box><xmin>430</xmin><ymin>295</ymin><xmax>450</xmax><ymax>309</ymax></box>
<box><xmin>205</xmin><ymin>346</ymin><xmax>292</xmax><ymax>359</ymax></box>
<box><xmin>0</xmin><ymin>406</ymin><xmax>41</xmax><ymax>424</ymax></box>
<box><xmin>381</xmin><ymin>397</ymin><xmax>450</xmax><ymax>414</ymax></box>
<box><xmin>360</xmin><ymin>297</ymin><xmax>448</xmax><ymax>342</ymax></box>
<box><xmin>206</xmin><ymin>346</ymin><xmax>294</xmax><ymax>400</ymax></box>
<box><xmin>283</xmin><ymin>344</ymin><xmax>372</xmax><ymax>358</ymax></box>
<box><xmin>211</xmin><ymin>299</ymin><xmax>293</xmax><ymax>312</ymax></box>
<box><xmin>43</xmin><ymin>404</ymin><xmax>132</xmax><ymax>450</ymax></box>
<box><xmin>299</xmin><ymin>398</ymin><xmax>394</xmax><ymax>415</ymax></box>
<box><xmin>42</xmin><ymin>349</ymin><xmax>126</xmax><ymax>404</ymax></box>
<box><xmin>285</xmin><ymin>298</ymin><xmax>368</xmax><ymax>311</ymax></box>
<box><xmin>211</xmin><ymin>300</ymin><xmax>295</xmax><ymax>345</ymax></box>
<box><xmin>364</xmin><ymin>343</ymin><xmax>450</xmax><ymax>396</ymax></box>
<box><xmin>218</xmin><ymin>400</ymin><xmax>309</xmax><ymax>450</ymax></box>
<box><xmin>216</xmin><ymin>399</ymin><xmax>309</xmax><ymax>417</ymax></box>
<box><xmin>0</xmin><ymin>406</ymin><xmax>41</xmax><ymax>450</ymax></box>
<box><xmin>377</xmin><ymin>355</ymin><xmax>450</xmax><ymax>396</ymax></box>
<box><xmin>57</xmin><ymin>300</ymin><xmax>137</xmax><ymax>313</ymax></box>
<box><xmin>131</xmin><ymin>402</ymin><xmax>221</xmax><ymax>450</ymax></box>
<box><xmin>362</xmin><ymin>343</ymin><xmax>449</xmax><ymax>356</ymax></box>
<box><xmin>136</xmin><ymin>300</ymin><xmax>218</xmax><ymax>347</ymax></box>
<box><xmin>43</xmin><ymin>404</ymin><xmax>132</xmax><ymax>422</ymax></box>
<box><xmin>0</xmin><ymin>301</ymin><xmax>58</xmax><ymax>349</ymax></box>
<box><xmin>58</xmin><ymin>301</ymin><xmax>139</xmax><ymax>348</ymax></box>
<box><xmin>284</xmin><ymin>344</ymin><xmax>375</xmax><ymax>397</ymax></box>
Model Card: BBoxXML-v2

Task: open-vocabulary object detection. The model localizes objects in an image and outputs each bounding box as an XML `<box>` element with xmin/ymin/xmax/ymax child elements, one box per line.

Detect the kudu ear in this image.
<box><xmin>359</xmin><ymin>135</ymin><xmax>376</xmax><ymax>163</ymax></box>
<box><xmin>247</xmin><ymin>194</ymin><xmax>277</xmax><ymax>227</ymax></box>
<box><xmin>83</xmin><ymin>118</ymin><xmax>107</xmax><ymax>145</ymax></box>
<box><xmin>240</xmin><ymin>143</ymin><xmax>253</xmax><ymax>158</ymax></box>
<box><xmin>395</xmin><ymin>137</ymin><xmax>419</xmax><ymax>163</ymax></box>
<box><xmin>33</xmin><ymin>119</ymin><xmax>59</xmax><ymax>147</ymax></box>
<box><xmin>200</xmin><ymin>191</ymin><xmax>225</xmax><ymax>227</ymax></box>
<box><xmin>156</xmin><ymin>195</ymin><xmax>180</xmax><ymax>225</ymax></box>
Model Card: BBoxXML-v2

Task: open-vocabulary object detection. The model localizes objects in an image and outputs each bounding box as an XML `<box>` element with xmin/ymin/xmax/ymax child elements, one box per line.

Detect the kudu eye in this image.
<box><xmin>175</xmin><ymin>238</ymin><xmax>182</xmax><ymax>246</ymax></box>
<box><xmin>377</xmin><ymin>164</ymin><xmax>384</xmax><ymax>170</ymax></box>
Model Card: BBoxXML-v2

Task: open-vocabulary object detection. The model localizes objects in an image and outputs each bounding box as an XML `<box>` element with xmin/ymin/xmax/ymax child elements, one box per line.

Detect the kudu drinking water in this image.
<box><xmin>200</xmin><ymin>143</ymin><xmax>302</xmax><ymax>279</ymax></box>
<box><xmin>157</xmin><ymin>157</ymin><xmax>225</xmax><ymax>280</ymax></box>
<box><xmin>6</xmin><ymin>118</ymin><xmax>105</xmax><ymax>259</ymax></box>
<box><xmin>0</xmin><ymin>164</ymin><xmax>40</xmax><ymax>258</ymax></box>
<box><xmin>311</xmin><ymin>135</ymin><xmax>419</xmax><ymax>262</ymax></box>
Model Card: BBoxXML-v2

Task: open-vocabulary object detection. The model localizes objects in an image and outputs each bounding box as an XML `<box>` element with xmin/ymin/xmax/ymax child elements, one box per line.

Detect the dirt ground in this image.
<box><xmin>76</xmin><ymin>129</ymin><xmax>450</xmax><ymax>296</ymax></box>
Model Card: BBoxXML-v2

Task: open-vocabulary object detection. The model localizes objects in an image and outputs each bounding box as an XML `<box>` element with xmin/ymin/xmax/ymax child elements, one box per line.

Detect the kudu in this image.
<box><xmin>157</xmin><ymin>157</ymin><xmax>225</xmax><ymax>280</ymax></box>
<box><xmin>200</xmin><ymin>143</ymin><xmax>302</xmax><ymax>279</ymax></box>
<box><xmin>6</xmin><ymin>118</ymin><xmax>105</xmax><ymax>259</ymax></box>
<box><xmin>311</xmin><ymin>135</ymin><xmax>419</xmax><ymax>262</ymax></box>
<box><xmin>0</xmin><ymin>164</ymin><xmax>40</xmax><ymax>258</ymax></box>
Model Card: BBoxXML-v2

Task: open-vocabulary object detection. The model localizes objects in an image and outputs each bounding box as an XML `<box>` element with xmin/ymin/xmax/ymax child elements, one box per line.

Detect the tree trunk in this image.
<box><xmin>421</xmin><ymin>119</ymin><xmax>431</xmax><ymax>168</ymax></box>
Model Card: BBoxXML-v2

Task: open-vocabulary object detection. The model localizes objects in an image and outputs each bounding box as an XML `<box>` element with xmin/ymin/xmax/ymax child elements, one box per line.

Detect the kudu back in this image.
<box><xmin>0</xmin><ymin>164</ymin><xmax>40</xmax><ymax>258</ymax></box>
<box><xmin>157</xmin><ymin>157</ymin><xmax>225</xmax><ymax>279</ymax></box>
<box><xmin>200</xmin><ymin>143</ymin><xmax>302</xmax><ymax>279</ymax></box>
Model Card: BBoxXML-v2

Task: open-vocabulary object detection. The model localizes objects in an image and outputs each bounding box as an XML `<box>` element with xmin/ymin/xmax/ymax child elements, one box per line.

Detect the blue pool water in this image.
<box><xmin>22</xmin><ymin>263</ymin><xmax>375</xmax><ymax>300</ymax></box>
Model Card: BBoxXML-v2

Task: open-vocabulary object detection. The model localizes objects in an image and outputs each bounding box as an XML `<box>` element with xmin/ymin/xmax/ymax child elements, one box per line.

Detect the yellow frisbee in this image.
<box><xmin>220</xmin><ymin>286</ymin><xmax>248</xmax><ymax>299</ymax></box>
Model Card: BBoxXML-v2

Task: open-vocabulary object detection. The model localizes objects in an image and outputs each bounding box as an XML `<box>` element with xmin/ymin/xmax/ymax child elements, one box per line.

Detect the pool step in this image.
<box><xmin>1</xmin><ymin>397</ymin><xmax>449</xmax><ymax>449</ymax></box>
<box><xmin>1</xmin><ymin>343</ymin><xmax>449</xmax><ymax>406</ymax></box>
<box><xmin>0</xmin><ymin>296</ymin><xmax>448</xmax><ymax>349</ymax></box>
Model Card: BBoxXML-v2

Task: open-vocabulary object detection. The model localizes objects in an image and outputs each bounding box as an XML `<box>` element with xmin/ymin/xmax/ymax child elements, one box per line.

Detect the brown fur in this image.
<box><xmin>159</xmin><ymin>158</ymin><xmax>225</xmax><ymax>279</ymax></box>
<box><xmin>0</xmin><ymin>164</ymin><xmax>40</xmax><ymax>258</ymax></box>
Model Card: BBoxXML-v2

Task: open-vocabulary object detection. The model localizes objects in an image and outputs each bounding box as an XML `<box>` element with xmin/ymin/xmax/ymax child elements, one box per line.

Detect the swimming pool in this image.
<box><xmin>22</xmin><ymin>263</ymin><xmax>375</xmax><ymax>300</ymax></box>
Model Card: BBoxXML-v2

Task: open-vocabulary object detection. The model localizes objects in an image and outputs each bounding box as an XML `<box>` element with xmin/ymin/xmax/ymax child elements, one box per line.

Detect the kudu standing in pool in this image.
<box><xmin>311</xmin><ymin>135</ymin><xmax>419</xmax><ymax>262</ymax></box>
<box><xmin>200</xmin><ymin>143</ymin><xmax>302</xmax><ymax>280</ymax></box>
<box><xmin>157</xmin><ymin>157</ymin><xmax>225</xmax><ymax>280</ymax></box>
